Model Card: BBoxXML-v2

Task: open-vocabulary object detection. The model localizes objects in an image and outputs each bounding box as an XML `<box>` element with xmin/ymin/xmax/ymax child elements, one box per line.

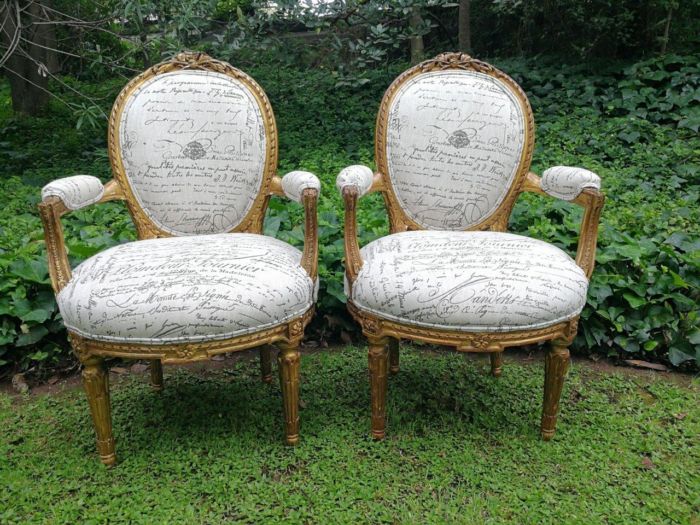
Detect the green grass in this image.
<box><xmin>1</xmin><ymin>347</ymin><xmax>698</xmax><ymax>524</ymax></box>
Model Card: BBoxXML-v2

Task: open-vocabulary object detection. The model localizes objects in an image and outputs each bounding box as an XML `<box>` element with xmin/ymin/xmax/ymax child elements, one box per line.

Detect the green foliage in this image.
<box><xmin>1</xmin><ymin>350</ymin><xmax>699</xmax><ymax>522</ymax></box>
<box><xmin>0</xmin><ymin>54</ymin><xmax>698</xmax><ymax>374</ymax></box>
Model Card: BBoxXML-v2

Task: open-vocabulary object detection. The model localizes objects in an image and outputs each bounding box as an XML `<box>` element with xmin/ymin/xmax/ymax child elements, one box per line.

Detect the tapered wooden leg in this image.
<box><xmin>150</xmin><ymin>360</ymin><xmax>164</xmax><ymax>391</ymax></box>
<box><xmin>541</xmin><ymin>342</ymin><xmax>570</xmax><ymax>441</ymax></box>
<box><xmin>490</xmin><ymin>351</ymin><xmax>503</xmax><ymax>377</ymax></box>
<box><xmin>260</xmin><ymin>345</ymin><xmax>273</xmax><ymax>383</ymax></box>
<box><xmin>388</xmin><ymin>338</ymin><xmax>400</xmax><ymax>375</ymax></box>
<box><xmin>368</xmin><ymin>338</ymin><xmax>389</xmax><ymax>440</ymax></box>
<box><xmin>82</xmin><ymin>356</ymin><xmax>116</xmax><ymax>466</ymax></box>
<box><xmin>277</xmin><ymin>343</ymin><xmax>301</xmax><ymax>445</ymax></box>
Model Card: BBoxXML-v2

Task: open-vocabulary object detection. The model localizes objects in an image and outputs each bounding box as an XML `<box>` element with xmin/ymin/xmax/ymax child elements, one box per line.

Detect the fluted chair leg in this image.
<box><xmin>389</xmin><ymin>338</ymin><xmax>400</xmax><ymax>375</ymax></box>
<box><xmin>541</xmin><ymin>341</ymin><xmax>570</xmax><ymax>440</ymax></box>
<box><xmin>277</xmin><ymin>343</ymin><xmax>301</xmax><ymax>445</ymax></box>
<box><xmin>82</xmin><ymin>356</ymin><xmax>116</xmax><ymax>466</ymax></box>
<box><xmin>368</xmin><ymin>338</ymin><xmax>389</xmax><ymax>440</ymax></box>
<box><xmin>260</xmin><ymin>345</ymin><xmax>273</xmax><ymax>383</ymax></box>
<box><xmin>150</xmin><ymin>360</ymin><xmax>164</xmax><ymax>391</ymax></box>
<box><xmin>489</xmin><ymin>351</ymin><xmax>503</xmax><ymax>377</ymax></box>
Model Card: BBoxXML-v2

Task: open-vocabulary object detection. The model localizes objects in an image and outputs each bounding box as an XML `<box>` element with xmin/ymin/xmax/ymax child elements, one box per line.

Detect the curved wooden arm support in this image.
<box><xmin>523</xmin><ymin>172</ymin><xmax>605</xmax><ymax>278</ymax></box>
<box><xmin>300</xmin><ymin>188</ymin><xmax>319</xmax><ymax>280</ymax></box>
<box><xmin>269</xmin><ymin>175</ymin><xmax>284</xmax><ymax>197</ymax></box>
<box><xmin>342</xmin><ymin>186</ymin><xmax>364</xmax><ymax>286</ymax></box>
<box><xmin>38</xmin><ymin>179</ymin><xmax>125</xmax><ymax>294</ymax></box>
<box><xmin>269</xmin><ymin>176</ymin><xmax>319</xmax><ymax>280</ymax></box>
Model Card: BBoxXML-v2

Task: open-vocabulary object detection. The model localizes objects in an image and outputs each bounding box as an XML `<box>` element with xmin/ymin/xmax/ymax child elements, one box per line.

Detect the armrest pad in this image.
<box><xmin>541</xmin><ymin>166</ymin><xmax>601</xmax><ymax>201</ymax></box>
<box><xmin>281</xmin><ymin>171</ymin><xmax>321</xmax><ymax>202</ymax></box>
<box><xmin>336</xmin><ymin>165</ymin><xmax>373</xmax><ymax>197</ymax></box>
<box><xmin>41</xmin><ymin>175</ymin><xmax>104</xmax><ymax>210</ymax></box>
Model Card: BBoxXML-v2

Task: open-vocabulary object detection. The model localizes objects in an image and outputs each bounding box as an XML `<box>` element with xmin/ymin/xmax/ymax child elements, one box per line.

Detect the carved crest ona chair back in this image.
<box><xmin>40</xmin><ymin>52</ymin><xmax>321</xmax><ymax>465</ymax></box>
<box><xmin>337</xmin><ymin>53</ymin><xmax>604</xmax><ymax>440</ymax></box>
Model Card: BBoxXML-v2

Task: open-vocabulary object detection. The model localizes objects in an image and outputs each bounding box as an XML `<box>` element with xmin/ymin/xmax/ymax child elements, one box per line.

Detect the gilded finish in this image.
<box><xmin>260</xmin><ymin>345</ymin><xmax>273</xmax><ymax>383</ymax></box>
<box><xmin>150</xmin><ymin>360</ymin><xmax>164</xmax><ymax>391</ymax></box>
<box><xmin>541</xmin><ymin>342</ymin><xmax>570</xmax><ymax>440</ymax></box>
<box><xmin>38</xmin><ymin>53</ymin><xmax>320</xmax><ymax>465</ymax></box>
<box><xmin>388</xmin><ymin>338</ymin><xmax>400</xmax><ymax>375</ymax></box>
<box><xmin>342</xmin><ymin>53</ymin><xmax>604</xmax><ymax>441</ymax></box>
<box><xmin>368</xmin><ymin>338</ymin><xmax>390</xmax><ymax>440</ymax></box>
<box><xmin>81</xmin><ymin>356</ymin><xmax>116</xmax><ymax>467</ymax></box>
<box><xmin>489</xmin><ymin>352</ymin><xmax>503</xmax><ymax>378</ymax></box>
<box><xmin>277</xmin><ymin>342</ymin><xmax>301</xmax><ymax>445</ymax></box>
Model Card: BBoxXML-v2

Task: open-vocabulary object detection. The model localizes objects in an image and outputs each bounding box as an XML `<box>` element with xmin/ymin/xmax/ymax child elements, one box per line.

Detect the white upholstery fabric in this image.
<box><xmin>385</xmin><ymin>71</ymin><xmax>526</xmax><ymax>230</ymax></box>
<box><xmin>42</xmin><ymin>175</ymin><xmax>104</xmax><ymax>210</ymax></box>
<box><xmin>119</xmin><ymin>70</ymin><xmax>267</xmax><ymax>236</ymax></box>
<box><xmin>58</xmin><ymin>233</ymin><xmax>315</xmax><ymax>344</ymax></box>
<box><xmin>541</xmin><ymin>166</ymin><xmax>601</xmax><ymax>201</ymax></box>
<box><xmin>336</xmin><ymin>165</ymin><xmax>374</xmax><ymax>196</ymax></box>
<box><xmin>350</xmin><ymin>231</ymin><xmax>588</xmax><ymax>332</ymax></box>
<box><xmin>281</xmin><ymin>170</ymin><xmax>321</xmax><ymax>202</ymax></box>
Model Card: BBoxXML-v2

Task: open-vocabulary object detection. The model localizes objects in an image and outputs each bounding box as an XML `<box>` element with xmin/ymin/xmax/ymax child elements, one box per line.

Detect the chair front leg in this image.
<box><xmin>260</xmin><ymin>345</ymin><xmax>273</xmax><ymax>383</ymax></box>
<box><xmin>81</xmin><ymin>356</ymin><xmax>116</xmax><ymax>466</ymax></box>
<box><xmin>150</xmin><ymin>360</ymin><xmax>164</xmax><ymax>391</ymax></box>
<box><xmin>489</xmin><ymin>351</ymin><xmax>503</xmax><ymax>377</ymax></box>
<box><xmin>277</xmin><ymin>342</ymin><xmax>301</xmax><ymax>445</ymax></box>
<box><xmin>368</xmin><ymin>337</ymin><xmax>389</xmax><ymax>440</ymax></box>
<box><xmin>541</xmin><ymin>341</ymin><xmax>570</xmax><ymax>440</ymax></box>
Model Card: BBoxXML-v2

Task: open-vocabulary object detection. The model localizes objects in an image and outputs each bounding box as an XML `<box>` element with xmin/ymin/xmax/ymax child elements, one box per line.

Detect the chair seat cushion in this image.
<box><xmin>58</xmin><ymin>233</ymin><xmax>315</xmax><ymax>344</ymax></box>
<box><xmin>350</xmin><ymin>231</ymin><xmax>588</xmax><ymax>333</ymax></box>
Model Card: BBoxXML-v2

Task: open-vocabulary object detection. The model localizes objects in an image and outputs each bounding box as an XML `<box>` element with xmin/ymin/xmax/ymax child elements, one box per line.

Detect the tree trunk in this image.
<box><xmin>409</xmin><ymin>8</ymin><xmax>425</xmax><ymax>64</ymax></box>
<box><xmin>458</xmin><ymin>0</ymin><xmax>472</xmax><ymax>53</ymax></box>
<box><xmin>1</xmin><ymin>1</ymin><xmax>58</xmax><ymax>116</ymax></box>
<box><xmin>660</xmin><ymin>5</ymin><xmax>673</xmax><ymax>55</ymax></box>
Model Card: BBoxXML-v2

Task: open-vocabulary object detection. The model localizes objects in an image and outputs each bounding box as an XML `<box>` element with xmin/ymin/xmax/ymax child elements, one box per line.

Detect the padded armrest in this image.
<box><xmin>41</xmin><ymin>175</ymin><xmax>105</xmax><ymax>210</ymax></box>
<box><xmin>336</xmin><ymin>165</ymin><xmax>374</xmax><ymax>197</ymax></box>
<box><xmin>541</xmin><ymin>166</ymin><xmax>601</xmax><ymax>201</ymax></box>
<box><xmin>281</xmin><ymin>171</ymin><xmax>321</xmax><ymax>202</ymax></box>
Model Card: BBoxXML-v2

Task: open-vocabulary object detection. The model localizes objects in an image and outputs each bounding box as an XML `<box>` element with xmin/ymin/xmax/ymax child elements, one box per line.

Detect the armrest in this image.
<box><xmin>38</xmin><ymin>178</ymin><xmax>124</xmax><ymax>293</ymax></box>
<box><xmin>41</xmin><ymin>175</ymin><xmax>105</xmax><ymax>210</ymax></box>
<box><xmin>523</xmin><ymin>171</ymin><xmax>605</xmax><ymax>279</ymax></box>
<box><xmin>540</xmin><ymin>166</ymin><xmax>601</xmax><ymax>201</ymax></box>
<box><xmin>336</xmin><ymin>165</ymin><xmax>380</xmax><ymax>287</ymax></box>
<box><xmin>275</xmin><ymin>170</ymin><xmax>321</xmax><ymax>280</ymax></box>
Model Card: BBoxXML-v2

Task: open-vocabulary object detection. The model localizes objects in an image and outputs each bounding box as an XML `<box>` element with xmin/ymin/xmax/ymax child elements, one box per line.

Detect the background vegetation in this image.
<box><xmin>0</xmin><ymin>0</ymin><xmax>698</xmax><ymax>377</ymax></box>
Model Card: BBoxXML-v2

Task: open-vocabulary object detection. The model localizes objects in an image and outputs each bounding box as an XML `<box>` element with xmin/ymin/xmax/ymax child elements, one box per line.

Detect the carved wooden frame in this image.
<box><xmin>342</xmin><ymin>53</ymin><xmax>605</xmax><ymax>441</ymax></box>
<box><xmin>38</xmin><ymin>52</ymin><xmax>318</xmax><ymax>465</ymax></box>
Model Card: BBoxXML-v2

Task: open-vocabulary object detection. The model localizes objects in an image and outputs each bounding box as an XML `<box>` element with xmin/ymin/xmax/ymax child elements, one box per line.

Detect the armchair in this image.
<box><xmin>39</xmin><ymin>52</ymin><xmax>320</xmax><ymax>465</ymax></box>
<box><xmin>338</xmin><ymin>53</ymin><xmax>604</xmax><ymax>440</ymax></box>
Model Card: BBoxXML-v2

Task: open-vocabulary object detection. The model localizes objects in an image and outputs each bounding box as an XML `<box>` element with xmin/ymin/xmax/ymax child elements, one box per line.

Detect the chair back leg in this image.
<box><xmin>150</xmin><ymin>360</ymin><xmax>164</xmax><ymax>391</ymax></box>
<box><xmin>260</xmin><ymin>345</ymin><xmax>273</xmax><ymax>383</ymax></box>
<box><xmin>489</xmin><ymin>351</ymin><xmax>503</xmax><ymax>377</ymax></box>
<box><xmin>389</xmin><ymin>338</ymin><xmax>400</xmax><ymax>375</ymax></box>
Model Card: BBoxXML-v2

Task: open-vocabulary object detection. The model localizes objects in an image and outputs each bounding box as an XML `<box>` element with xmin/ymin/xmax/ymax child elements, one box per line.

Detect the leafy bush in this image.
<box><xmin>0</xmin><ymin>54</ymin><xmax>698</xmax><ymax>375</ymax></box>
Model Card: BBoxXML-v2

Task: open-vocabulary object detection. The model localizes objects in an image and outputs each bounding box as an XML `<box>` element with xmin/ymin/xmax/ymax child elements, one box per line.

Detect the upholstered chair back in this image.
<box><xmin>376</xmin><ymin>53</ymin><xmax>534</xmax><ymax>232</ymax></box>
<box><xmin>108</xmin><ymin>52</ymin><xmax>277</xmax><ymax>238</ymax></box>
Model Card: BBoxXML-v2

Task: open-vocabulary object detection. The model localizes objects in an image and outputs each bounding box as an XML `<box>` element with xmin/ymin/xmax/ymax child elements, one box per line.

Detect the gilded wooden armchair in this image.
<box><xmin>39</xmin><ymin>52</ymin><xmax>320</xmax><ymax>465</ymax></box>
<box><xmin>337</xmin><ymin>53</ymin><xmax>604</xmax><ymax>440</ymax></box>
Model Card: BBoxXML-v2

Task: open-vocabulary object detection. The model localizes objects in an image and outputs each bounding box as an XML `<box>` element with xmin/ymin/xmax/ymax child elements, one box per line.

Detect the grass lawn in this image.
<box><xmin>1</xmin><ymin>347</ymin><xmax>698</xmax><ymax>524</ymax></box>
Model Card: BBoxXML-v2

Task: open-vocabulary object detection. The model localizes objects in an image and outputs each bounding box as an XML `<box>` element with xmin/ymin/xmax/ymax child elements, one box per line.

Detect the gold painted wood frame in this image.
<box><xmin>342</xmin><ymin>52</ymin><xmax>605</xmax><ymax>441</ymax></box>
<box><xmin>38</xmin><ymin>52</ymin><xmax>319</xmax><ymax>466</ymax></box>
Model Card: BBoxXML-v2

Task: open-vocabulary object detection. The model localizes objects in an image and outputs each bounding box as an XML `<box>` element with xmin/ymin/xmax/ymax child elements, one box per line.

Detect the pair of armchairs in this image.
<box><xmin>40</xmin><ymin>52</ymin><xmax>603</xmax><ymax>465</ymax></box>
